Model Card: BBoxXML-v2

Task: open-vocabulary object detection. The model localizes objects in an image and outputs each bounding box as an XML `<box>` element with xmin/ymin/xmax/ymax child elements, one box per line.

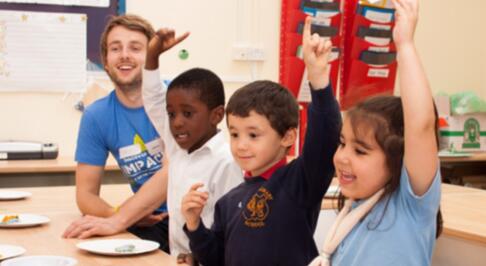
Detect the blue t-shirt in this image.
<box><xmin>331</xmin><ymin>163</ymin><xmax>441</xmax><ymax>266</ymax></box>
<box><xmin>75</xmin><ymin>91</ymin><xmax>167</xmax><ymax>212</ymax></box>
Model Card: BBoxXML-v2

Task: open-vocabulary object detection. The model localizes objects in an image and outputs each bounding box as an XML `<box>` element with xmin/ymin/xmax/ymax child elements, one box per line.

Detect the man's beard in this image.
<box><xmin>106</xmin><ymin>68</ymin><xmax>142</xmax><ymax>93</ymax></box>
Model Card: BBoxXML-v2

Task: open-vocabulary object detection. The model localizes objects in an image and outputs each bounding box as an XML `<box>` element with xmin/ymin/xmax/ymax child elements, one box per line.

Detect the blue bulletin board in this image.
<box><xmin>0</xmin><ymin>0</ymin><xmax>126</xmax><ymax>67</ymax></box>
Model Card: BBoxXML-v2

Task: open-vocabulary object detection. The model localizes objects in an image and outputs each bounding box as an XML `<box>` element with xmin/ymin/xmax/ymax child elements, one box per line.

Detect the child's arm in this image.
<box><xmin>142</xmin><ymin>29</ymin><xmax>189</xmax><ymax>140</ymax></box>
<box><xmin>302</xmin><ymin>16</ymin><xmax>332</xmax><ymax>90</ymax></box>
<box><xmin>145</xmin><ymin>28</ymin><xmax>189</xmax><ymax>70</ymax></box>
<box><xmin>182</xmin><ymin>184</ymin><xmax>225</xmax><ymax>266</ymax></box>
<box><xmin>181</xmin><ymin>183</ymin><xmax>208</xmax><ymax>231</ymax></box>
<box><xmin>394</xmin><ymin>0</ymin><xmax>438</xmax><ymax>196</ymax></box>
<box><xmin>290</xmin><ymin>17</ymin><xmax>340</xmax><ymax>205</ymax></box>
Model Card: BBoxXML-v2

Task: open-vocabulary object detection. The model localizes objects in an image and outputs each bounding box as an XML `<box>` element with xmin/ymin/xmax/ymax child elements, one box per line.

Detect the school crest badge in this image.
<box><xmin>243</xmin><ymin>187</ymin><xmax>273</xmax><ymax>228</ymax></box>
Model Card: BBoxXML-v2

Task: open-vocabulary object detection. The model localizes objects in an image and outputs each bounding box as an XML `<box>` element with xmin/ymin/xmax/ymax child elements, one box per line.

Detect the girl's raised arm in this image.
<box><xmin>394</xmin><ymin>0</ymin><xmax>438</xmax><ymax>196</ymax></box>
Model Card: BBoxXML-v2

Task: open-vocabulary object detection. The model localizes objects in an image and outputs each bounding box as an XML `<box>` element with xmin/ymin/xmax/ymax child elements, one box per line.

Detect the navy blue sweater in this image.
<box><xmin>184</xmin><ymin>87</ymin><xmax>341</xmax><ymax>266</ymax></box>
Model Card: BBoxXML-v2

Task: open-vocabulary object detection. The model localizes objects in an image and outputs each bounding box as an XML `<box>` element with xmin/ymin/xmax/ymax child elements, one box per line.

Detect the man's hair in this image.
<box><xmin>226</xmin><ymin>80</ymin><xmax>299</xmax><ymax>137</ymax></box>
<box><xmin>168</xmin><ymin>68</ymin><xmax>225</xmax><ymax>110</ymax></box>
<box><xmin>99</xmin><ymin>14</ymin><xmax>155</xmax><ymax>66</ymax></box>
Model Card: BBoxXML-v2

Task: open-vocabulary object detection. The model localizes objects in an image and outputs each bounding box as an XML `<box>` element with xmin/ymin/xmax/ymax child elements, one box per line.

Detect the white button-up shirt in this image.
<box><xmin>142</xmin><ymin>69</ymin><xmax>243</xmax><ymax>256</ymax></box>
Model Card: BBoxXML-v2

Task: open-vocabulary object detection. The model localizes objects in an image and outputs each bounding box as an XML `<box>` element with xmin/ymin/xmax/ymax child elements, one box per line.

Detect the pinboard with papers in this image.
<box><xmin>0</xmin><ymin>0</ymin><xmax>124</xmax><ymax>92</ymax></box>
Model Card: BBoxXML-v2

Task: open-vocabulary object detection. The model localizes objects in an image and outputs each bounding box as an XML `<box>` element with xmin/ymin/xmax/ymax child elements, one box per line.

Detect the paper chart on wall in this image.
<box><xmin>0</xmin><ymin>0</ymin><xmax>109</xmax><ymax>8</ymax></box>
<box><xmin>0</xmin><ymin>10</ymin><xmax>87</xmax><ymax>92</ymax></box>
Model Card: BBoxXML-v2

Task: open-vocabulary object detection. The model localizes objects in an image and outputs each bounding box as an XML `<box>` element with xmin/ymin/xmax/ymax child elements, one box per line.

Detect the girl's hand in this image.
<box><xmin>302</xmin><ymin>16</ymin><xmax>332</xmax><ymax>90</ymax></box>
<box><xmin>392</xmin><ymin>0</ymin><xmax>419</xmax><ymax>48</ymax></box>
<box><xmin>181</xmin><ymin>183</ymin><xmax>209</xmax><ymax>231</ymax></box>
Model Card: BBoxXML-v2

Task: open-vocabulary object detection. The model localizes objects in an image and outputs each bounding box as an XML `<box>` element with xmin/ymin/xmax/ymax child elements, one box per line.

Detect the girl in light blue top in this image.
<box><xmin>310</xmin><ymin>0</ymin><xmax>442</xmax><ymax>265</ymax></box>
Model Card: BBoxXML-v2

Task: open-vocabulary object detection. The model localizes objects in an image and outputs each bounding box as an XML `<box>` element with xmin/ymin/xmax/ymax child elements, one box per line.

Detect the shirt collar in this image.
<box><xmin>244</xmin><ymin>157</ymin><xmax>287</xmax><ymax>180</ymax></box>
<box><xmin>189</xmin><ymin>129</ymin><xmax>224</xmax><ymax>155</ymax></box>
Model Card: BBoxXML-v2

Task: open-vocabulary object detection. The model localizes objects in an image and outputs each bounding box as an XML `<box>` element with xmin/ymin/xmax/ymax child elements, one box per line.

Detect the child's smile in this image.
<box><xmin>333</xmin><ymin>118</ymin><xmax>390</xmax><ymax>200</ymax></box>
<box><xmin>337</xmin><ymin>170</ymin><xmax>356</xmax><ymax>185</ymax></box>
<box><xmin>228</xmin><ymin>111</ymin><xmax>292</xmax><ymax>177</ymax></box>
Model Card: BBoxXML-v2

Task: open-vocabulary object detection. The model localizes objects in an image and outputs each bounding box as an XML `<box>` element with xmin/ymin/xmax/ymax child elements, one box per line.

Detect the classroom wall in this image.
<box><xmin>415</xmin><ymin>0</ymin><xmax>486</xmax><ymax>100</ymax></box>
<box><xmin>0</xmin><ymin>0</ymin><xmax>484</xmax><ymax>158</ymax></box>
<box><xmin>127</xmin><ymin>0</ymin><xmax>280</xmax><ymax>85</ymax></box>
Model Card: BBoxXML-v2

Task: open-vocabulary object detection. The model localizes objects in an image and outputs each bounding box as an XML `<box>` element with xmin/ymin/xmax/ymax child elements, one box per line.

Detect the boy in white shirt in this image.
<box><xmin>142</xmin><ymin>28</ymin><xmax>243</xmax><ymax>260</ymax></box>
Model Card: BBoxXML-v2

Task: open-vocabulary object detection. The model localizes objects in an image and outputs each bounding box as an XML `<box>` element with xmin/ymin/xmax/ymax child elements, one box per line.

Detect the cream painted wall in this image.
<box><xmin>0</xmin><ymin>92</ymin><xmax>83</xmax><ymax>157</ymax></box>
<box><xmin>0</xmin><ymin>0</ymin><xmax>484</xmax><ymax>157</ymax></box>
<box><xmin>414</xmin><ymin>0</ymin><xmax>486</xmax><ymax>99</ymax></box>
<box><xmin>127</xmin><ymin>0</ymin><xmax>281</xmax><ymax>83</ymax></box>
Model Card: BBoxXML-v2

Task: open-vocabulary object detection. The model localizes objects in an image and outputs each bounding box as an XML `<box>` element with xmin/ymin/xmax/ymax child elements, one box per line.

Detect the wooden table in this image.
<box><xmin>441</xmin><ymin>184</ymin><xmax>486</xmax><ymax>244</ymax></box>
<box><xmin>440</xmin><ymin>152</ymin><xmax>486</xmax><ymax>163</ymax></box>
<box><xmin>0</xmin><ymin>185</ymin><xmax>182</xmax><ymax>265</ymax></box>
<box><xmin>439</xmin><ymin>153</ymin><xmax>486</xmax><ymax>186</ymax></box>
<box><xmin>0</xmin><ymin>157</ymin><xmax>123</xmax><ymax>188</ymax></box>
<box><xmin>0</xmin><ymin>156</ymin><xmax>119</xmax><ymax>174</ymax></box>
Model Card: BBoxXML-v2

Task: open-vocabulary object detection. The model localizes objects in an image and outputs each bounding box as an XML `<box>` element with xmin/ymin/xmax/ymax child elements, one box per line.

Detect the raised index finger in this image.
<box><xmin>173</xmin><ymin>32</ymin><xmax>190</xmax><ymax>46</ymax></box>
<box><xmin>302</xmin><ymin>16</ymin><xmax>313</xmax><ymax>45</ymax></box>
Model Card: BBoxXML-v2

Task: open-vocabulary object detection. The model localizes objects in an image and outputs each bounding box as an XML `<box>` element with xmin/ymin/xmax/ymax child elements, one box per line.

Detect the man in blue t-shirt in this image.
<box><xmin>62</xmin><ymin>14</ymin><xmax>186</xmax><ymax>252</ymax></box>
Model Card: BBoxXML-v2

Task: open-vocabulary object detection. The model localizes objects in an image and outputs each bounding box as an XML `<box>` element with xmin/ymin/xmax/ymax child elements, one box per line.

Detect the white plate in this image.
<box><xmin>325</xmin><ymin>185</ymin><xmax>340</xmax><ymax>198</ymax></box>
<box><xmin>0</xmin><ymin>255</ymin><xmax>77</xmax><ymax>266</ymax></box>
<box><xmin>0</xmin><ymin>214</ymin><xmax>50</xmax><ymax>228</ymax></box>
<box><xmin>0</xmin><ymin>245</ymin><xmax>25</xmax><ymax>261</ymax></box>
<box><xmin>0</xmin><ymin>191</ymin><xmax>31</xmax><ymax>201</ymax></box>
<box><xmin>76</xmin><ymin>239</ymin><xmax>159</xmax><ymax>256</ymax></box>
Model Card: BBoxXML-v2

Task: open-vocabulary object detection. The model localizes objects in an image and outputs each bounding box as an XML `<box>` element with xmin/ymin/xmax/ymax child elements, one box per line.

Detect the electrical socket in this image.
<box><xmin>232</xmin><ymin>45</ymin><xmax>265</xmax><ymax>61</ymax></box>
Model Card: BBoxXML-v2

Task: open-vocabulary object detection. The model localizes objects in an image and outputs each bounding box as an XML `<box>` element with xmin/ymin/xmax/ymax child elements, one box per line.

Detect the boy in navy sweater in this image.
<box><xmin>181</xmin><ymin>17</ymin><xmax>341</xmax><ymax>266</ymax></box>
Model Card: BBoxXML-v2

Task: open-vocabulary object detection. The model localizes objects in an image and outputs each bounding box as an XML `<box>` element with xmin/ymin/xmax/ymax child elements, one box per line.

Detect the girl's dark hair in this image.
<box><xmin>336</xmin><ymin>96</ymin><xmax>443</xmax><ymax>238</ymax></box>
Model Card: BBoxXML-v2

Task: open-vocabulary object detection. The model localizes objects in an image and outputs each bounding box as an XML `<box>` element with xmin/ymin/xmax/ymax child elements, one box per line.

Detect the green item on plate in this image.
<box><xmin>115</xmin><ymin>244</ymin><xmax>135</xmax><ymax>253</ymax></box>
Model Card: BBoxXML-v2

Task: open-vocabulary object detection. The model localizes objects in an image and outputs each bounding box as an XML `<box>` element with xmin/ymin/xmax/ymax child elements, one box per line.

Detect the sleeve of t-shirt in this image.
<box><xmin>75</xmin><ymin>109</ymin><xmax>108</xmax><ymax>166</ymax></box>
<box><xmin>399</xmin><ymin>161</ymin><xmax>441</xmax><ymax>220</ymax></box>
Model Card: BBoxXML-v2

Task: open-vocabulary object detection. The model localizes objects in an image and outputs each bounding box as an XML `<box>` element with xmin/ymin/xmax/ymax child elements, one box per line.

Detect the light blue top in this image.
<box><xmin>75</xmin><ymin>90</ymin><xmax>167</xmax><ymax>212</ymax></box>
<box><xmin>331</xmin><ymin>163</ymin><xmax>441</xmax><ymax>266</ymax></box>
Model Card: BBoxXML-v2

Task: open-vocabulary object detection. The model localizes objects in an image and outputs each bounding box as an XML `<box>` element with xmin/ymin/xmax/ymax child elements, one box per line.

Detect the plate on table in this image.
<box><xmin>0</xmin><ymin>245</ymin><xmax>25</xmax><ymax>261</ymax></box>
<box><xmin>0</xmin><ymin>214</ymin><xmax>50</xmax><ymax>228</ymax></box>
<box><xmin>76</xmin><ymin>239</ymin><xmax>159</xmax><ymax>256</ymax></box>
<box><xmin>0</xmin><ymin>191</ymin><xmax>31</xmax><ymax>201</ymax></box>
<box><xmin>0</xmin><ymin>255</ymin><xmax>77</xmax><ymax>266</ymax></box>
